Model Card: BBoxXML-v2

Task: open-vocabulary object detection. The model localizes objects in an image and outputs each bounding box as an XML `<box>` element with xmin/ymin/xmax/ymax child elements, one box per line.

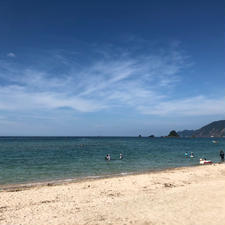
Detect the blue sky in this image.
<box><xmin>0</xmin><ymin>0</ymin><xmax>224</xmax><ymax>136</ymax></box>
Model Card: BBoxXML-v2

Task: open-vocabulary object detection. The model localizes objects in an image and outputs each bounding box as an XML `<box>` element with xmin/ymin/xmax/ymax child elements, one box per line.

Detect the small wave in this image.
<box><xmin>120</xmin><ymin>172</ymin><xmax>129</xmax><ymax>175</ymax></box>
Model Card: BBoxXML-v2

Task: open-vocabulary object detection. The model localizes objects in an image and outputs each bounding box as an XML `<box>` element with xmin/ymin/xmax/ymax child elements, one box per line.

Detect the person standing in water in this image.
<box><xmin>184</xmin><ymin>152</ymin><xmax>188</xmax><ymax>158</ymax></box>
<box><xmin>105</xmin><ymin>154</ymin><xmax>111</xmax><ymax>161</ymax></box>
<box><xmin>120</xmin><ymin>153</ymin><xmax>123</xmax><ymax>159</ymax></box>
<box><xmin>220</xmin><ymin>150</ymin><xmax>224</xmax><ymax>161</ymax></box>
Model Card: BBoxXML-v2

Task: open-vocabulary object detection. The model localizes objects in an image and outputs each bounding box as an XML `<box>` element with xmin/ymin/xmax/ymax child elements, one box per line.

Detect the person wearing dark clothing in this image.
<box><xmin>220</xmin><ymin>150</ymin><xmax>224</xmax><ymax>161</ymax></box>
<box><xmin>105</xmin><ymin>154</ymin><xmax>111</xmax><ymax>161</ymax></box>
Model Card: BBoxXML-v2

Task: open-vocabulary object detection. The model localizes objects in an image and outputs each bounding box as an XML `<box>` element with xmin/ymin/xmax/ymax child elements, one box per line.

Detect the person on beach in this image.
<box><xmin>120</xmin><ymin>153</ymin><xmax>123</xmax><ymax>159</ymax></box>
<box><xmin>220</xmin><ymin>150</ymin><xmax>224</xmax><ymax>161</ymax></box>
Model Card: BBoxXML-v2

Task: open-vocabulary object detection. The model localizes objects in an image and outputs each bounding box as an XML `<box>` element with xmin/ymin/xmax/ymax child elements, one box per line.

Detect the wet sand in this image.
<box><xmin>0</xmin><ymin>163</ymin><xmax>225</xmax><ymax>225</ymax></box>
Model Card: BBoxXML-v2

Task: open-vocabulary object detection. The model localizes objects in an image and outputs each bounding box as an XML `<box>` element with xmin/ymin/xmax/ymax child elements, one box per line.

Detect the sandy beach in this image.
<box><xmin>0</xmin><ymin>163</ymin><xmax>225</xmax><ymax>225</ymax></box>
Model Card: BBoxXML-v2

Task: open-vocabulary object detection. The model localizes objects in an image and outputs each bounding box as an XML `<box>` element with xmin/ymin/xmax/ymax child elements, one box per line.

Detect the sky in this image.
<box><xmin>0</xmin><ymin>0</ymin><xmax>224</xmax><ymax>136</ymax></box>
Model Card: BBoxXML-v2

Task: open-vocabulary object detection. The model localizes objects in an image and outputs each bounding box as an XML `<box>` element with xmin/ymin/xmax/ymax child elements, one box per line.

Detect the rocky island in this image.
<box><xmin>167</xmin><ymin>130</ymin><xmax>179</xmax><ymax>137</ymax></box>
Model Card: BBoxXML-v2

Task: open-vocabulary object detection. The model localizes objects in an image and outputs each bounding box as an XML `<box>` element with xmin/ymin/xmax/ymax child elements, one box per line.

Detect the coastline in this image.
<box><xmin>0</xmin><ymin>163</ymin><xmax>214</xmax><ymax>191</ymax></box>
<box><xmin>0</xmin><ymin>163</ymin><xmax>225</xmax><ymax>225</ymax></box>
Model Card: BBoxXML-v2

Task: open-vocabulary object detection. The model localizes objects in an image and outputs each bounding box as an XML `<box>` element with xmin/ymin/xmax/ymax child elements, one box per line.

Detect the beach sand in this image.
<box><xmin>0</xmin><ymin>163</ymin><xmax>225</xmax><ymax>225</ymax></box>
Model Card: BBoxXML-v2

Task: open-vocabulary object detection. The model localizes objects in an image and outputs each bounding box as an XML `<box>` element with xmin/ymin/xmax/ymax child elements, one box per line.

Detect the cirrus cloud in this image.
<box><xmin>0</xmin><ymin>42</ymin><xmax>224</xmax><ymax>119</ymax></box>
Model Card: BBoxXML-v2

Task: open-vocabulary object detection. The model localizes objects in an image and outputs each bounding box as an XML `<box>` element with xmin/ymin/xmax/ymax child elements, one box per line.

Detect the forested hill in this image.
<box><xmin>178</xmin><ymin>120</ymin><xmax>225</xmax><ymax>137</ymax></box>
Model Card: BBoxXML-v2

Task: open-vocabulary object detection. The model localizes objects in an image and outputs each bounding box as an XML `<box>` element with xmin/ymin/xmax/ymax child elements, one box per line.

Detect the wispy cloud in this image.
<box><xmin>0</xmin><ymin>85</ymin><xmax>105</xmax><ymax>112</ymax></box>
<box><xmin>0</xmin><ymin>42</ymin><xmax>223</xmax><ymax>118</ymax></box>
<box><xmin>7</xmin><ymin>52</ymin><xmax>16</xmax><ymax>58</ymax></box>
<box><xmin>138</xmin><ymin>96</ymin><xmax>225</xmax><ymax>116</ymax></box>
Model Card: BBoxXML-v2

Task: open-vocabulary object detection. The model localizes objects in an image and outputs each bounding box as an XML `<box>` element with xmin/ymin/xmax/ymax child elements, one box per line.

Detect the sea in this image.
<box><xmin>0</xmin><ymin>137</ymin><xmax>224</xmax><ymax>186</ymax></box>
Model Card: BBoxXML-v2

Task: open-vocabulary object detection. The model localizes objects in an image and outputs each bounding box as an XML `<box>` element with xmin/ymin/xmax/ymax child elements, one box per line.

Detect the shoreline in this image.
<box><xmin>0</xmin><ymin>163</ymin><xmax>224</xmax><ymax>225</ymax></box>
<box><xmin>0</xmin><ymin>162</ymin><xmax>222</xmax><ymax>192</ymax></box>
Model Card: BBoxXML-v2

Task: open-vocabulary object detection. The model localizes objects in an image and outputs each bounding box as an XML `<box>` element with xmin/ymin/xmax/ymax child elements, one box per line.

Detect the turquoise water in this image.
<box><xmin>0</xmin><ymin>137</ymin><xmax>224</xmax><ymax>185</ymax></box>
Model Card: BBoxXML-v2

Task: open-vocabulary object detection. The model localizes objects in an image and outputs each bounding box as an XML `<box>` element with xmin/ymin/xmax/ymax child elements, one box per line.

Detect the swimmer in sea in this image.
<box><xmin>105</xmin><ymin>154</ymin><xmax>111</xmax><ymax>161</ymax></box>
<box><xmin>120</xmin><ymin>153</ymin><xmax>123</xmax><ymax>159</ymax></box>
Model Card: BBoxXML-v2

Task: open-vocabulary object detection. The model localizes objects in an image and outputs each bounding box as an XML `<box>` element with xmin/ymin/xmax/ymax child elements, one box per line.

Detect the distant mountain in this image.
<box><xmin>178</xmin><ymin>120</ymin><xmax>225</xmax><ymax>138</ymax></box>
<box><xmin>177</xmin><ymin>130</ymin><xmax>194</xmax><ymax>137</ymax></box>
